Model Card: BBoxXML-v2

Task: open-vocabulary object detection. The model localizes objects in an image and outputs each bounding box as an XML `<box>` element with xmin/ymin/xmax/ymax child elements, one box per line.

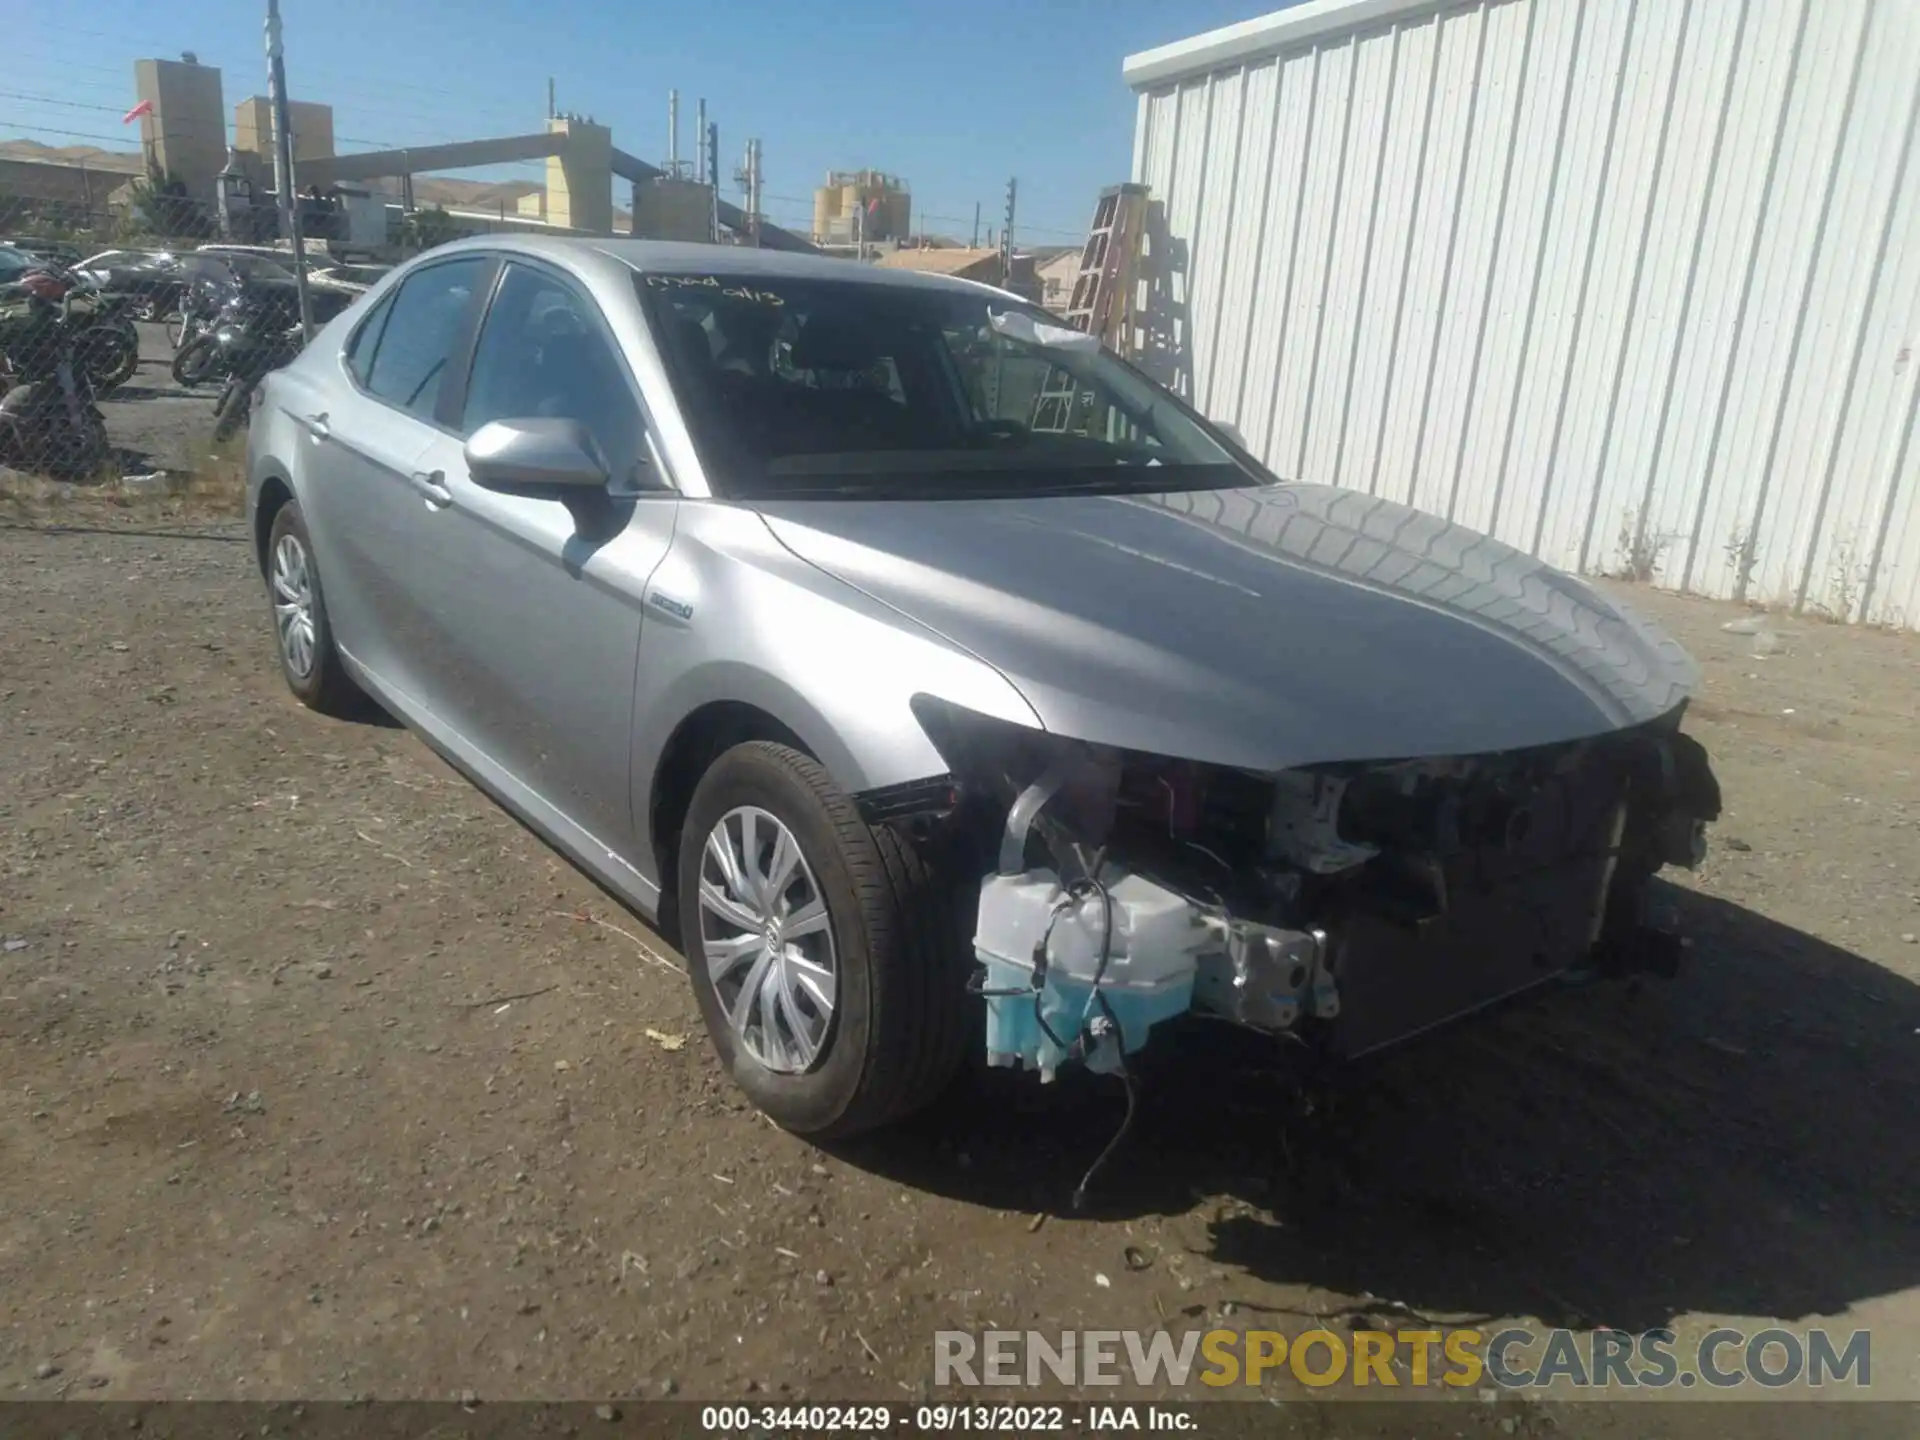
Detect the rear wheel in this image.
<box><xmin>677</xmin><ymin>742</ymin><xmax>971</xmax><ymax>1138</ymax></box>
<box><xmin>265</xmin><ymin>501</ymin><xmax>360</xmax><ymax>714</ymax></box>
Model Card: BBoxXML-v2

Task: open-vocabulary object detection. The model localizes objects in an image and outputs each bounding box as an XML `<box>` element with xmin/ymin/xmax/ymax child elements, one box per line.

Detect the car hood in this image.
<box><xmin>756</xmin><ymin>483</ymin><xmax>1700</xmax><ymax>773</ymax></box>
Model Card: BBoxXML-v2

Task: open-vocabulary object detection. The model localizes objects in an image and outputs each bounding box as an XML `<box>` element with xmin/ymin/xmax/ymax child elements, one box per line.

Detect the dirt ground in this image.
<box><xmin>1</xmin><ymin>486</ymin><xmax>1917</xmax><ymax>1434</ymax></box>
<box><xmin>98</xmin><ymin>320</ymin><xmax>224</xmax><ymax>481</ymax></box>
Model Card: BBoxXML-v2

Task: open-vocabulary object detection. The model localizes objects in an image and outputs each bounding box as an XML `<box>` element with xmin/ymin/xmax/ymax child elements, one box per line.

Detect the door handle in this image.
<box><xmin>296</xmin><ymin>410</ymin><xmax>330</xmax><ymax>440</ymax></box>
<box><xmin>410</xmin><ymin>469</ymin><xmax>453</xmax><ymax>508</ymax></box>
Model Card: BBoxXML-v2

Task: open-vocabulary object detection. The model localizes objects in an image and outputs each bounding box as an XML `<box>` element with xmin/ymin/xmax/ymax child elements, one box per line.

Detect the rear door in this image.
<box><xmin>398</xmin><ymin>257</ymin><xmax>679</xmax><ymax>857</ymax></box>
<box><xmin>297</xmin><ymin>253</ymin><xmax>495</xmax><ymax>701</ymax></box>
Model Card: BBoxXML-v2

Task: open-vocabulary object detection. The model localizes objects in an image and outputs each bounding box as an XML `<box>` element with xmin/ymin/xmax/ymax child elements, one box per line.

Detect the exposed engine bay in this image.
<box><xmin>872</xmin><ymin>698</ymin><xmax>1723</xmax><ymax>1083</ymax></box>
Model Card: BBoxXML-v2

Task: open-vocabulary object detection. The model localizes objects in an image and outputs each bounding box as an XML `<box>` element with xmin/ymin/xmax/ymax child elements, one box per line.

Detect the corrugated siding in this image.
<box><xmin>1133</xmin><ymin>0</ymin><xmax>1920</xmax><ymax>627</ymax></box>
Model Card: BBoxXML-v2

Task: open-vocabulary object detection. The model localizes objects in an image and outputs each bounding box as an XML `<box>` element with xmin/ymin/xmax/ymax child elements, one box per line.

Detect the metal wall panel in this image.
<box><xmin>1130</xmin><ymin>0</ymin><xmax>1920</xmax><ymax>626</ymax></box>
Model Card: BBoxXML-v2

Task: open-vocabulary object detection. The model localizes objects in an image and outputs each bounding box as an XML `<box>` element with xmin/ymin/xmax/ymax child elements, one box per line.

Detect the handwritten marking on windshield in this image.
<box><xmin>645</xmin><ymin>274</ymin><xmax>785</xmax><ymax>306</ymax></box>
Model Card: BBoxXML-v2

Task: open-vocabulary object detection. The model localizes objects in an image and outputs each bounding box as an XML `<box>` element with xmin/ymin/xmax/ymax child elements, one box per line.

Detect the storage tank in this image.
<box><xmin>878</xmin><ymin>186</ymin><xmax>910</xmax><ymax>242</ymax></box>
<box><xmin>812</xmin><ymin>180</ymin><xmax>839</xmax><ymax>243</ymax></box>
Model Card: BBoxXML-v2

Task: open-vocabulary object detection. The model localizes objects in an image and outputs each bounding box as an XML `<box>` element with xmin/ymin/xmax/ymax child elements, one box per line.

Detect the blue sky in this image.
<box><xmin>9</xmin><ymin>0</ymin><xmax>1276</xmax><ymax>242</ymax></box>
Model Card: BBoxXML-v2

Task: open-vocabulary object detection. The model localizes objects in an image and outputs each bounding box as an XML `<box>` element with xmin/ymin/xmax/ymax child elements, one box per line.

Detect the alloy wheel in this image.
<box><xmin>271</xmin><ymin>532</ymin><xmax>317</xmax><ymax>679</ymax></box>
<box><xmin>697</xmin><ymin>805</ymin><xmax>838</xmax><ymax>1074</ymax></box>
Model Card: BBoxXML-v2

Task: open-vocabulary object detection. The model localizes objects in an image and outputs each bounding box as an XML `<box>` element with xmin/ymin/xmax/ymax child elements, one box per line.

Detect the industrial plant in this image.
<box><xmin>0</xmin><ymin>54</ymin><xmax>810</xmax><ymax>257</ymax></box>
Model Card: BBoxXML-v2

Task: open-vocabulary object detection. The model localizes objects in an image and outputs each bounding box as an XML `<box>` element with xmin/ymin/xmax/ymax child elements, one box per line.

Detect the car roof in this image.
<box><xmin>419</xmin><ymin>234</ymin><xmax>1012</xmax><ymax>299</ymax></box>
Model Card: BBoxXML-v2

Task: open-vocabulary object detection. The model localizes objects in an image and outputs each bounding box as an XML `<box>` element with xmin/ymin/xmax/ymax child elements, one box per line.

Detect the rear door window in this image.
<box><xmin>362</xmin><ymin>257</ymin><xmax>489</xmax><ymax>422</ymax></box>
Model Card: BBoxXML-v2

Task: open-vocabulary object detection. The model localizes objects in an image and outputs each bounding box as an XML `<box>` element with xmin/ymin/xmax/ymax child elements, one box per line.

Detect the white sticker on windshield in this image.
<box><xmin>987</xmin><ymin>310</ymin><xmax>1101</xmax><ymax>353</ymax></box>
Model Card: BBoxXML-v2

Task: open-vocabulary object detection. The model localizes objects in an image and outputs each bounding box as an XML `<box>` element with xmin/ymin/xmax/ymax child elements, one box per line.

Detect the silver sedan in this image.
<box><xmin>246</xmin><ymin>236</ymin><xmax>1720</xmax><ymax>1139</ymax></box>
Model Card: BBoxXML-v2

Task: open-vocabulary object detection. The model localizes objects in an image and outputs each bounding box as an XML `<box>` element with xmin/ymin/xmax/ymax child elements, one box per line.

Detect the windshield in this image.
<box><xmin>637</xmin><ymin>272</ymin><xmax>1249</xmax><ymax>500</ymax></box>
<box><xmin>185</xmin><ymin>253</ymin><xmax>296</xmax><ymax>284</ymax></box>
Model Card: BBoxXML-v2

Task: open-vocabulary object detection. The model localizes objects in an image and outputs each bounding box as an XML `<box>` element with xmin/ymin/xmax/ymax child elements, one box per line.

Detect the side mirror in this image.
<box><xmin>464</xmin><ymin>417</ymin><xmax>609</xmax><ymax>493</ymax></box>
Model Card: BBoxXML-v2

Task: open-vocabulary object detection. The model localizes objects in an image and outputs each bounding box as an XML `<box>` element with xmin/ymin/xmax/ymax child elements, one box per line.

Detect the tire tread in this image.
<box><xmin>694</xmin><ymin>742</ymin><xmax>969</xmax><ymax>1137</ymax></box>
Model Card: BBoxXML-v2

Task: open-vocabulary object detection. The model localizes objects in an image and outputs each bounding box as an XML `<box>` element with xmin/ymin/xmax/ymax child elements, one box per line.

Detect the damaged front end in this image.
<box><xmin>892</xmin><ymin>696</ymin><xmax>1722</xmax><ymax>1080</ymax></box>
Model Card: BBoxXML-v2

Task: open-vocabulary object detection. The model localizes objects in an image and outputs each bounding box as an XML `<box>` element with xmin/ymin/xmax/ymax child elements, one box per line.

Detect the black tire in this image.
<box><xmin>79</xmin><ymin>324</ymin><xmax>139</xmax><ymax>392</ymax></box>
<box><xmin>212</xmin><ymin>377</ymin><xmax>251</xmax><ymax>441</ymax></box>
<box><xmin>677</xmin><ymin>742</ymin><xmax>971</xmax><ymax>1139</ymax></box>
<box><xmin>45</xmin><ymin>407</ymin><xmax>110</xmax><ymax>480</ymax></box>
<box><xmin>264</xmin><ymin>500</ymin><xmax>360</xmax><ymax>714</ymax></box>
<box><xmin>171</xmin><ymin>333</ymin><xmax>219</xmax><ymax>389</ymax></box>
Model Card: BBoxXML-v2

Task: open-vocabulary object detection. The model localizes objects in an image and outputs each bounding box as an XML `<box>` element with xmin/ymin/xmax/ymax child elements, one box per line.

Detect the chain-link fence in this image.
<box><xmin>0</xmin><ymin>236</ymin><xmax>376</xmax><ymax>487</ymax></box>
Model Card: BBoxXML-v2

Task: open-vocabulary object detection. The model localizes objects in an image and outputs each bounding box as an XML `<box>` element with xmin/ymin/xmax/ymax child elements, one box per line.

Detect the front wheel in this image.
<box><xmin>171</xmin><ymin>333</ymin><xmax>219</xmax><ymax>389</ymax></box>
<box><xmin>677</xmin><ymin>742</ymin><xmax>971</xmax><ymax>1139</ymax></box>
<box><xmin>79</xmin><ymin>324</ymin><xmax>140</xmax><ymax>392</ymax></box>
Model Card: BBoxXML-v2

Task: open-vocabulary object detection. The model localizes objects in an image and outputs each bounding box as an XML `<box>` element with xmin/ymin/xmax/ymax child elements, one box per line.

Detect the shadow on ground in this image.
<box><xmin>843</xmin><ymin>884</ymin><xmax>1920</xmax><ymax>1333</ymax></box>
<box><xmin>109</xmin><ymin>383</ymin><xmax>198</xmax><ymax>402</ymax></box>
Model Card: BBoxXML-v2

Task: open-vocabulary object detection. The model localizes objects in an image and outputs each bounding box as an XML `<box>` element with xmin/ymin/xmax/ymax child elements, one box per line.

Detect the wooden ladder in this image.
<box><xmin>1031</xmin><ymin>182</ymin><xmax>1150</xmax><ymax>434</ymax></box>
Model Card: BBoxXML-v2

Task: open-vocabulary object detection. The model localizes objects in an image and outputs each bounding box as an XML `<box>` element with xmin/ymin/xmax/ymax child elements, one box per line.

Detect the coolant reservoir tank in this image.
<box><xmin>973</xmin><ymin>867</ymin><xmax>1206</xmax><ymax>1080</ymax></box>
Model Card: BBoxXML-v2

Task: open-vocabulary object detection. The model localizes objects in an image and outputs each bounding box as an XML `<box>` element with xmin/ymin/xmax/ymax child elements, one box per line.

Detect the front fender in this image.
<box><xmin>629</xmin><ymin>504</ymin><xmax>1040</xmax><ymax>879</ymax></box>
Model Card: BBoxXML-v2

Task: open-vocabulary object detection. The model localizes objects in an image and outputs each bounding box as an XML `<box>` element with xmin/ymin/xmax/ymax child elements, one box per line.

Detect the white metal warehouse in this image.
<box><xmin>1123</xmin><ymin>0</ymin><xmax>1920</xmax><ymax>628</ymax></box>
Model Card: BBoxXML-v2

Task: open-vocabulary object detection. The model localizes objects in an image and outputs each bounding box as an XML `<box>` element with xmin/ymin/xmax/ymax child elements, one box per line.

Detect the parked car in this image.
<box><xmin>0</xmin><ymin>245</ymin><xmax>44</xmax><ymax>292</ymax></box>
<box><xmin>0</xmin><ymin>238</ymin><xmax>84</xmax><ymax>270</ymax></box>
<box><xmin>74</xmin><ymin>248</ymin><xmax>186</xmax><ymax>320</ymax></box>
<box><xmin>245</xmin><ymin>236</ymin><xmax>1721</xmax><ymax>1141</ymax></box>
<box><xmin>307</xmin><ymin>261</ymin><xmax>390</xmax><ymax>293</ymax></box>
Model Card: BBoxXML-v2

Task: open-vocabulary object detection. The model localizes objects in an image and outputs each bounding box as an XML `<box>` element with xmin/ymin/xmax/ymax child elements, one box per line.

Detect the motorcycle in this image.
<box><xmin>166</xmin><ymin>291</ymin><xmax>201</xmax><ymax>350</ymax></box>
<box><xmin>169</xmin><ymin>268</ymin><xmax>238</xmax><ymax>383</ymax></box>
<box><xmin>171</xmin><ymin>256</ymin><xmax>305</xmax><ymax>388</ymax></box>
<box><xmin>4</xmin><ymin>260</ymin><xmax>142</xmax><ymax>393</ymax></box>
<box><xmin>0</xmin><ymin>269</ymin><xmax>112</xmax><ymax>477</ymax></box>
<box><xmin>65</xmin><ymin>273</ymin><xmax>141</xmax><ymax>393</ymax></box>
<box><xmin>210</xmin><ymin>316</ymin><xmax>304</xmax><ymax>441</ymax></box>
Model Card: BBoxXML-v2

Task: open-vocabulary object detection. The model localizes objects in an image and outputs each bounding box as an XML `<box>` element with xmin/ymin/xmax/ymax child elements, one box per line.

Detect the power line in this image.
<box><xmin>9</xmin><ymin>52</ymin><xmax>544</xmax><ymax>140</ymax></box>
<box><xmin>13</xmin><ymin>24</ymin><xmax>562</xmax><ymax>109</ymax></box>
<box><xmin>0</xmin><ymin>93</ymin><xmax>418</xmax><ymax>154</ymax></box>
<box><xmin>9</xmin><ymin>57</ymin><xmax>1100</xmax><ymax>237</ymax></box>
<box><xmin>0</xmin><ymin>118</ymin><xmax>550</xmax><ymax>181</ymax></box>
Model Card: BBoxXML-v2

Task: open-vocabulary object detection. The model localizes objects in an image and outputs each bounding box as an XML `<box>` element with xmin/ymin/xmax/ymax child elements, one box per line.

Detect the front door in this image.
<box><xmin>401</xmin><ymin>258</ymin><xmax>679</xmax><ymax>863</ymax></box>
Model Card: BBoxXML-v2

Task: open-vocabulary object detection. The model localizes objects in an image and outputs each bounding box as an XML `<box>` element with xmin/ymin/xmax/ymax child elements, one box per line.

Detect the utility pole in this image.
<box><xmin>971</xmin><ymin>200</ymin><xmax>980</xmax><ymax>249</ymax></box>
<box><xmin>752</xmin><ymin>141</ymin><xmax>763</xmax><ymax>247</ymax></box>
<box><xmin>547</xmin><ymin>76</ymin><xmax>555</xmax><ymax>119</ymax></box>
<box><xmin>264</xmin><ymin>0</ymin><xmax>313</xmax><ymax>339</ymax></box>
<box><xmin>695</xmin><ymin>99</ymin><xmax>707</xmax><ymax>184</ymax></box>
<box><xmin>1000</xmin><ymin>176</ymin><xmax>1016</xmax><ymax>287</ymax></box>
<box><xmin>735</xmin><ymin>140</ymin><xmax>762</xmax><ymax>247</ymax></box>
<box><xmin>668</xmin><ymin>90</ymin><xmax>680</xmax><ymax>177</ymax></box>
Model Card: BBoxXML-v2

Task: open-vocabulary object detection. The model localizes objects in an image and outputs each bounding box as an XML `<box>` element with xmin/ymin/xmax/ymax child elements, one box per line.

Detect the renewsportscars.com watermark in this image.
<box><xmin>934</xmin><ymin>1326</ymin><xmax>1873</xmax><ymax>1391</ymax></box>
